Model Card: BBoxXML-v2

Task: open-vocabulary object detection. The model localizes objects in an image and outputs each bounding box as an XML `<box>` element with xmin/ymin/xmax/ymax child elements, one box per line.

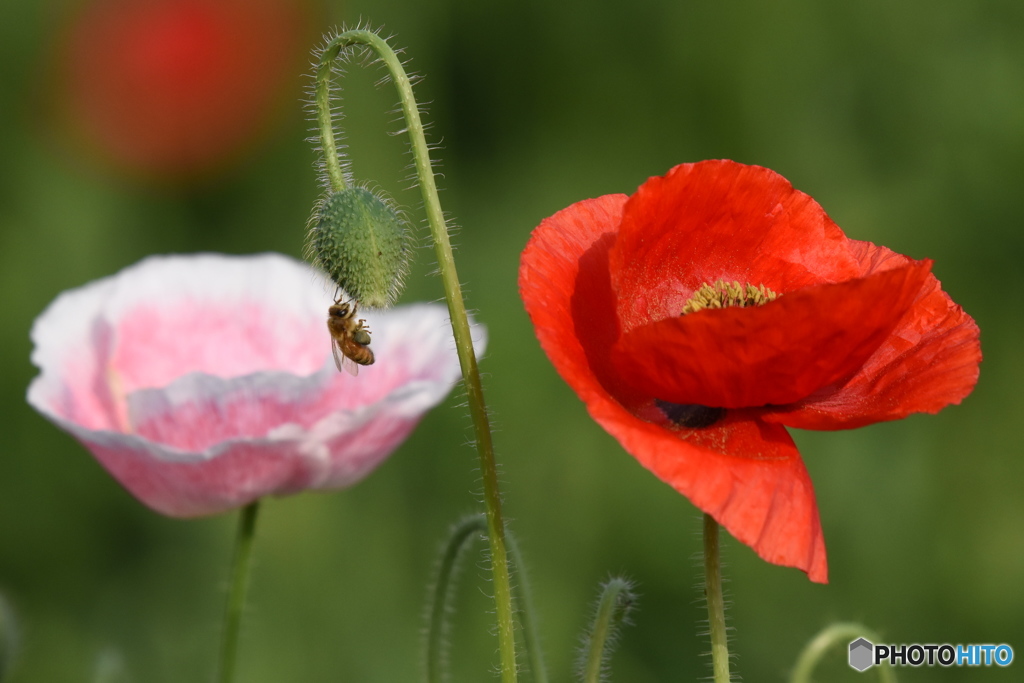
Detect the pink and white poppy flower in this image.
<box><xmin>27</xmin><ymin>253</ymin><xmax>483</xmax><ymax>517</ymax></box>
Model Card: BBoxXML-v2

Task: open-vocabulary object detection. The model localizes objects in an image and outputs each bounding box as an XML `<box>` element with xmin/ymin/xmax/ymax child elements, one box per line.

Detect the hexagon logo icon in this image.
<box><xmin>849</xmin><ymin>637</ymin><xmax>874</xmax><ymax>671</ymax></box>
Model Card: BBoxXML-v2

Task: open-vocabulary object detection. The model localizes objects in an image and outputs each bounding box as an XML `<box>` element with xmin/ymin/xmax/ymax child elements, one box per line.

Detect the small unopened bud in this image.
<box><xmin>309</xmin><ymin>187</ymin><xmax>411</xmax><ymax>308</ymax></box>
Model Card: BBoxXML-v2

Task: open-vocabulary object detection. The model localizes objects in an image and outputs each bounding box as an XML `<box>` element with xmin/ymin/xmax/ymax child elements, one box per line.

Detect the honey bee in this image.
<box><xmin>327</xmin><ymin>299</ymin><xmax>374</xmax><ymax>376</ymax></box>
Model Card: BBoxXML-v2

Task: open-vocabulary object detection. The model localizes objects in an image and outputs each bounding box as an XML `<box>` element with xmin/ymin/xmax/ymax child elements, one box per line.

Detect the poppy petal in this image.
<box><xmin>606</xmin><ymin>402</ymin><xmax>827</xmax><ymax>582</ymax></box>
<box><xmin>610</xmin><ymin>160</ymin><xmax>866</xmax><ymax>329</ymax></box>
<box><xmin>613</xmin><ymin>259</ymin><xmax>934</xmax><ymax>409</ymax></box>
<box><xmin>28</xmin><ymin>254</ymin><xmax>478</xmax><ymax>517</ymax></box>
<box><xmin>519</xmin><ymin>194</ymin><xmax>633</xmax><ymax>402</ymax></box>
<box><xmin>763</xmin><ymin>245</ymin><xmax>981</xmax><ymax>429</ymax></box>
<box><xmin>521</xmin><ymin>195</ymin><xmax>828</xmax><ymax>582</ymax></box>
<box><xmin>522</xmin><ymin>160</ymin><xmax>979</xmax><ymax>584</ymax></box>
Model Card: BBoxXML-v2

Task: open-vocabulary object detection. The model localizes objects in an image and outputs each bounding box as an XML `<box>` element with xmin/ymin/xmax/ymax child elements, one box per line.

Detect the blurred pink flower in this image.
<box><xmin>27</xmin><ymin>253</ymin><xmax>481</xmax><ymax>517</ymax></box>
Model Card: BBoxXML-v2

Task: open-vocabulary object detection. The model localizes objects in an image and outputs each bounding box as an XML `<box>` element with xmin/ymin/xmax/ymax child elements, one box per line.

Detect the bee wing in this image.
<box><xmin>332</xmin><ymin>338</ymin><xmax>359</xmax><ymax>376</ymax></box>
<box><xmin>331</xmin><ymin>338</ymin><xmax>343</xmax><ymax>372</ymax></box>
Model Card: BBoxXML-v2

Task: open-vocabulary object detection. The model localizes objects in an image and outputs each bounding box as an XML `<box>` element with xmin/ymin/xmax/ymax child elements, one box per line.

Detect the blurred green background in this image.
<box><xmin>1</xmin><ymin>0</ymin><xmax>1022</xmax><ymax>681</ymax></box>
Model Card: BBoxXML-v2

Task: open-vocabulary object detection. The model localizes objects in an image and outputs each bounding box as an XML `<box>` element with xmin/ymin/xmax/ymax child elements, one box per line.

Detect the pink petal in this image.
<box><xmin>28</xmin><ymin>254</ymin><xmax>482</xmax><ymax>516</ymax></box>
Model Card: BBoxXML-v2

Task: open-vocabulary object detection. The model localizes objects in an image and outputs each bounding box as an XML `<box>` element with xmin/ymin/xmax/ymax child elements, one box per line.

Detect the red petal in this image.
<box><xmin>600</xmin><ymin>405</ymin><xmax>828</xmax><ymax>583</ymax></box>
<box><xmin>519</xmin><ymin>194</ymin><xmax>633</xmax><ymax>403</ymax></box>
<box><xmin>610</xmin><ymin>160</ymin><xmax>866</xmax><ymax>329</ymax></box>
<box><xmin>614</xmin><ymin>259</ymin><xmax>934</xmax><ymax>409</ymax></box>
<box><xmin>763</xmin><ymin>242</ymin><xmax>981</xmax><ymax>429</ymax></box>
<box><xmin>520</xmin><ymin>194</ymin><xmax>828</xmax><ymax>582</ymax></box>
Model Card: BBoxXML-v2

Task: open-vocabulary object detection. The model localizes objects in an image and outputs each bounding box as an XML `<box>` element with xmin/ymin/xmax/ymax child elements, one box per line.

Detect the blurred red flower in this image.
<box><xmin>56</xmin><ymin>0</ymin><xmax>310</xmax><ymax>179</ymax></box>
<box><xmin>519</xmin><ymin>160</ymin><xmax>980</xmax><ymax>583</ymax></box>
<box><xmin>28</xmin><ymin>253</ymin><xmax>481</xmax><ymax>517</ymax></box>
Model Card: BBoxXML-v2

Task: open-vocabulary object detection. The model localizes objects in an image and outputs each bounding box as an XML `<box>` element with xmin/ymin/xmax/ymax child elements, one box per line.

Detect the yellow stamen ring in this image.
<box><xmin>681</xmin><ymin>280</ymin><xmax>780</xmax><ymax>315</ymax></box>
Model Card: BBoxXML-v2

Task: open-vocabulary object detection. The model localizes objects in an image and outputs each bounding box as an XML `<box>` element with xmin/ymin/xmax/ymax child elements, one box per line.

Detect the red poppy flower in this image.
<box><xmin>519</xmin><ymin>160</ymin><xmax>980</xmax><ymax>583</ymax></box>
<box><xmin>55</xmin><ymin>0</ymin><xmax>311</xmax><ymax>179</ymax></box>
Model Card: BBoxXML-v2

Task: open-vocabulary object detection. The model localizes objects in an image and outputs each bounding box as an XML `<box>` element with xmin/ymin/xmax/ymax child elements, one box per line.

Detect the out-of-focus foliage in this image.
<box><xmin>0</xmin><ymin>0</ymin><xmax>1021</xmax><ymax>681</ymax></box>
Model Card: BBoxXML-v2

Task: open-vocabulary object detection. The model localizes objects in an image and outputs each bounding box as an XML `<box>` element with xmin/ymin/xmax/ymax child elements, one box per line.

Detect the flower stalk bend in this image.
<box><xmin>578</xmin><ymin>577</ymin><xmax>636</xmax><ymax>683</ymax></box>
<box><xmin>703</xmin><ymin>514</ymin><xmax>731</xmax><ymax>683</ymax></box>
<box><xmin>315</xmin><ymin>29</ymin><xmax>517</xmax><ymax>683</ymax></box>
<box><xmin>426</xmin><ymin>515</ymin><xmax>487</xmax><ymax>683</ymax></box>
<box><xmin>218</xmin><ymin>500</ymin><xmax>261</xmax><ymax>683</ymax></box>
<box><xmin>790</xmin><ymin>623</ymin><xmax>895</xmax><ymax>683</ymax></box>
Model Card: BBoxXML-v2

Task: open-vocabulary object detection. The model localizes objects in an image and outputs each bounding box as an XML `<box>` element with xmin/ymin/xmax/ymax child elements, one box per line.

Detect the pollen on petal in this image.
<box><xmin>615</xmin><ymin>259</ymin><xmax>935</xmax><ymax>409</ymax></box>
<box><xmin>680</xmin><ymin>281</ymin><xmax>780</xmax><ymax>315</ymax></box>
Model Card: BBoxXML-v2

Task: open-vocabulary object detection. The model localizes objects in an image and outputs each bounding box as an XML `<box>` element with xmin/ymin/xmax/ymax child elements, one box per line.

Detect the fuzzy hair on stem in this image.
<box><xmin>306</xmin><ymin>26</ymin><xmax>516</xmax><ymax>682</ymax></box>
<box><xmin>575</xmin><ymin>577</ymin><xmax>637</xmax><ymax>683</ymax></box>
<box><xmin>304</xmin><ymin>26</ymin><xmax>420</xmax><ymax>307</ymax></box>
<box><xmin>423</xmin><ymin>514</ymin><xmax>488</xmax><ymax>683</ymax></box>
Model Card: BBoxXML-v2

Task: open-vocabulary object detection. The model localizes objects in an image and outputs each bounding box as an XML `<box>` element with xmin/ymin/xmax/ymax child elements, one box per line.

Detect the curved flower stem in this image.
<box><xmin>703</xmin><ymin>514</ymin><xmax>731</xmax><ymax>683</ymax></box>
<box><xmin>426</xmin><ymin>515</ymin><xmax>487</xmax><ymax>683</ymax></box>
<box><xmin>217</xmin><ymin>500</ymin><xmax>261</xmax><ymax>683</ymax></box>
<box><xmin>579</xmin><ymin>577</ymin><xmax>635</xmax><ymax>683</ymax></box>
<box><xmin>506</xmin><ymin>532</ymin><xmax>548</xmax><ymax>683</ymax></box>
<box><xmin>315</xmin><ymin>29</ymin><xmax>518</xmax><ymax>683</ymax></box>
<box><xmin>314</xmin><ymin>52</ymin><xmax>347</xmax><ymax>193</ymax></box>
<box><xmin>790</xmin><ymin>623</ymin><xmax>896</xmax><ymax>683</ymax></box>
<box><xmin>426</xmin><ymin>515</ymin><xmax>547</xmax><ymax>683</ymax></box>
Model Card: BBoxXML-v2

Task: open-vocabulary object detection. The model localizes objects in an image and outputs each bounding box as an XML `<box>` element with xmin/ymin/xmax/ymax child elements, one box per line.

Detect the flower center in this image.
<box><xmin>654</xmin><ymin>400</ymin><xmax>725</xmax><ymax>429</ymax></box>
<box><xmin>680</xmin><ymin>280</ymin><xmax>779</xmax><ymax>315</ymax></box>
<box><xmin>654</xmin><ymin>281</ymin><xmax>779</xmax><ymax>430</ymax></box>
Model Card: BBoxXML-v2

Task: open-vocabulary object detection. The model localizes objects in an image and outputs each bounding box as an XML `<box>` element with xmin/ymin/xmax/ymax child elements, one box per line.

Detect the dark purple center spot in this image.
<box><xmin>655</xmin><ymin>400</ymin><xmax>725</xmax><ymax>429</ymax></box>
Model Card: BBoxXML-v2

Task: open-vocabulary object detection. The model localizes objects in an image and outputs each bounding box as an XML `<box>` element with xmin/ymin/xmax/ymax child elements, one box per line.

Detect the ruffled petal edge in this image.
<box><xmin>763</xmin><ymin>244</ymin><xmax>981</xmax><ymax>429</ymax></box>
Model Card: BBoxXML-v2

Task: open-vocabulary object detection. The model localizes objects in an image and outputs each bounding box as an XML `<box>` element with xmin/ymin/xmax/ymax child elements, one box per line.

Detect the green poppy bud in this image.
<box><xmin>309</xmin><ymin>187</ymin><xmax>411</xmax><ymax>308</ymax></box>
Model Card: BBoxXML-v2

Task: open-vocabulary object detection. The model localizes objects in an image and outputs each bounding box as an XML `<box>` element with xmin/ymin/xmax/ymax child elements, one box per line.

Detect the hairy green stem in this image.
<box><xmin>580</xmin><ymin>578</ymin><xmax>634</xmax><ymax>683</ymax></box>
<box><xmin>217</xmin><ymin>500</ymin><xmax>261</xmax><ymax>683</ymax></box>
<box><xmin>316</xmin><ymin>29</ymin><xmax>517</xmax><ymax>683</ymax></box>
<box><xmin>703</xmin><ymin>514</ymin><xmax>730</xmax><ymax>683</ymax></box>
<box><xmin>426</xmin><ymin>515</ymin><xmax>487</xmax><ymax>683</ymax></box>
<box><xmin>315</xmin><ymin>48</ymin><xmax>347</xmax><ymax>192</ymax></box>
<box><xmin>790</xmin><ymin>623</ymin><xmax>896</xmax><ymax>683</ymax></box>
<box><xmin>506</xmin><ymin>532</ymin><xmax>548</xmax><ymax>683</ymax></box>
<box><xmin>426</xmin><ymin>514</ymin><xmax>548</xmax><ymax>683</ymax></box>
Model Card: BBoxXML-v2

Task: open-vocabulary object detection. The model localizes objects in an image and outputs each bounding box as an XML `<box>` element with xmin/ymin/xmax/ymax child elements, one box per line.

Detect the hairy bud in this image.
<box><xmin>309</xmin><ymin>187</ymin><xmax>410</xmax><ymax>308</ymax></box>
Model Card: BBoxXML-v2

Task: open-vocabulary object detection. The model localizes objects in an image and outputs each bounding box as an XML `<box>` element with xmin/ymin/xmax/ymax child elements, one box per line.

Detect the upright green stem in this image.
<box><xmin>703</xmin><ymin>514</ymin><xmax>731</xmax><ymax>683</ymax></box>
<box><xmin>217</xmin><ymin>500</ymin><xmax>261</xmax><ymax>683</ymax></box>
<box><xmin>316</xmin><ymin>30</ymin><xmax>518</xmax><ymax>683</ymax></box>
